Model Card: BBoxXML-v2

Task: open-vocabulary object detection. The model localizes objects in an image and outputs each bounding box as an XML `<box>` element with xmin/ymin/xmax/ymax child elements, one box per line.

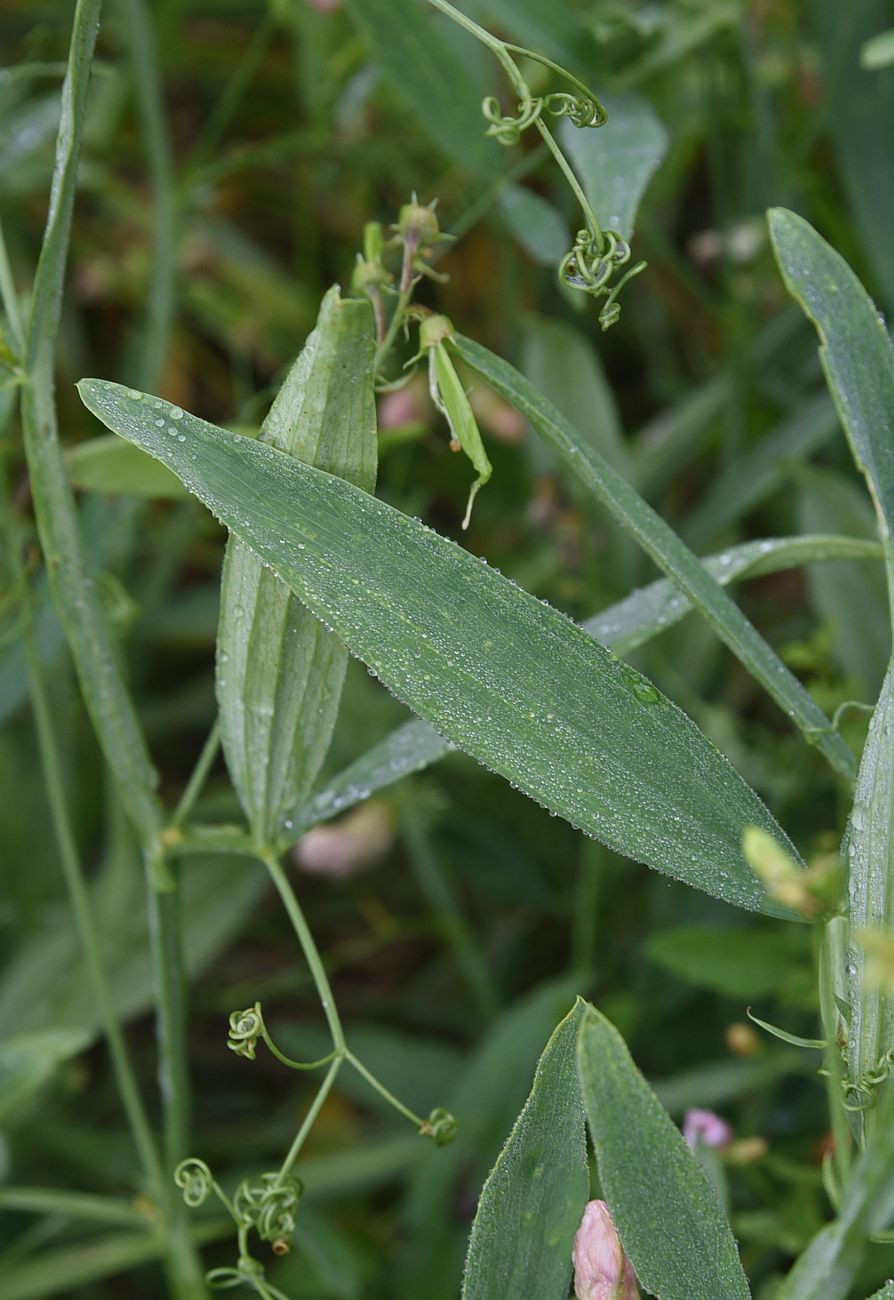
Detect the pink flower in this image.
<box><xmin>683</xmin><ymin>1108</ymin><xmax>732</xmax><ymax>1150</ymax></box>
<box><xmin>572</xmin><ymin>1200</ymin><xmax>639</xmax><ymax>1300</ymax></box>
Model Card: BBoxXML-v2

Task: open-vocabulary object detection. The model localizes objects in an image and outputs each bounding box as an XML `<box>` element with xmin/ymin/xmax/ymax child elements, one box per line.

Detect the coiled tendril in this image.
<box><xmin>174</xmin><ymin>1157</ymin><xmax>215</xmax><ymax>1208</ymax></box>
<box><xmin>227</xmin><ymin>1005</ymin><xmax>263</xmax><ymax>1060</ymax></box>
<box><xmin>559</xmin><ymin>228</ymin><xmax>647</xmax><ymax>331</ymax></box>
<box><xmin>842</xmin><ymin>1047</ymin><xmax>894</xmax><ymax>1112</ymax></box>
<box><xmin>234</xmin><ymin>1172</ymin><xmax>304</xmax><ymax>1250</ymax></box>
<box><xmin>481</xmin><ymin>94</ymin><xmax>543</xmax><ymax>145</ymax></box>
<box><xmin>543</xmin><ymin>91</ymin><xmax>607</xmax><ymax>128</ymax></box>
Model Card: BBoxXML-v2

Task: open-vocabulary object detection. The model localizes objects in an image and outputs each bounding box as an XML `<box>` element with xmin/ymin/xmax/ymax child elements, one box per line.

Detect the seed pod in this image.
<box><xmin>216</xmin><ymin>286</ymin><xmax>377</xmax><ymax>847</ymax></box>
<box><xmin>420</xmin><ymin>314</ymin><xmax>492</xmax><ymax>530</ymax></box>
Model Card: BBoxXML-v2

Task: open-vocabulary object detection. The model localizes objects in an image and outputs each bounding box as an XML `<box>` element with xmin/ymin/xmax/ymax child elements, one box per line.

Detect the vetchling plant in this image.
<box><xmin>5</xmin><ymin>0</ymin><xmax>894</xmax><ymax>1297</ymax></box>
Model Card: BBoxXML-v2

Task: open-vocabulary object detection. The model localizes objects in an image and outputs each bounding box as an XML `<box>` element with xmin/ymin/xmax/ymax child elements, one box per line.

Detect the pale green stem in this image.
<box><xmin>276</xmin><ymin>1057</ymin><xmax>343</xmax><ymax>1179</ymax></box>
<box><xmin>819</xmin><ymin>916</ymin><xmax>853</xmax><ymax>1189</ymax></box>
<box><xmin>260</xmin><ymin>852</ymin><xmax>346</xmax><ymax>1053</ymax></box>
<box><xmin>170</xmin><ymin>719</ymin><xmax>221</xmax><ymax>828</ymax></box>
<box><xmin>344</xmin><ymin>1051</ymin><xmax>424</xmax><ymax>1127</ymax></box>
<box><xmin>0</xmin><ymin>1188</ymin><xmax>148</xmax><ymax>1227</ymax></box>
<box><xmin>120</xmin><ymin>0</ymin><xmax>177</xmax><ymax>391</ymax></box>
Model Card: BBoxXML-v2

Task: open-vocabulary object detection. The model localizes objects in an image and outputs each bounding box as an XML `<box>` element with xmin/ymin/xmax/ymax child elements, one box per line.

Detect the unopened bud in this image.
<box><xmin>572</xmin><ymin>1200</ymin><xmax>639</xmax><ymax>1300</ymax></box>
<box><xmin>396</xmin><ymin>198</ymin><xmax>441</xmax><ymax>248</ymax></box>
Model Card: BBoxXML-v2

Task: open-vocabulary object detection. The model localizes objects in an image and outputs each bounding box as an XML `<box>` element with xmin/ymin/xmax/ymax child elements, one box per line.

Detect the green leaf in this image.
<box><xmin>585</xmin><ymin>534</ymin><xmax>882</xmax><ymax>656</ymax></box>
<box><xmin>646</xmin><ymin>924</ymin><xmax>808</xmax><ymax>1000</ymax></box>
<box><xmin>454</xmin><ymin>333</ymin><xmax>857</xmax><ymax>781</ymax></box>
<box><xmin>295</xmin><ymin>718</ymin><xmax>454</xmax><ymax>834</ymax></box>
<box><xmin>78</xmin><ymin>378</ymin><xmax>802</xmax><ymax>916</ymax></box>
<box><xmin>797</xmin><ymin>468</ymin><xmax>890</xmax><ymax>697</ymax></box>
<box><xmin>0</xmin><ymin>1029</ymin><xmax>90</xmax><ymax>1122</ymax></box>
<box><xmin>769</xmin><ymin>208</ymin><xmax>894</xmax><ymax>598</ymax></box>
<box><xmin>462</xmin><ymin>1001</ymin><xmax>588</xmax><ymax>1300</ymax></box>
<box><xmin>66</xmin><ymin>435</ymin><xmax>186</xmax><ymax>498</ymax></box>
<box><xmin>577</xmin><ymin>1005</ymin><xmax>751</xmax><ymax>1300</ymax></box>
<box><xmin>343</xmin><ymin>0</ymin><xmax>502</xmax><ymax>176</ymax></box>
<box><xmin>865</xmin><ymin>1283</ymin><xmax>894</xmax><ymax>1300</ymax></box>
<box><xmin>844</xmin><ymin>660</ymin><xmax>894</xmax><ymax>1123</ymax></box>
<box><xmin>745</xmin><ymin>1012</ymin><xmax>825</xmax><ymax>1051</ymax></box>
<box><xmin>216</xmin><ymin>286</ymin><xmax>377</xmax><ymax>846</ymax></box>
<box><xmin>296</xmin><ymin>534</ymin><xmax>877</xmax><ymax>832</ymax></box>
<box><xmin>399</xmin><ymin>979</ymin><xmax>580</xmax><ymax>1300</ymax></box>
<box><xmin>861</xmin><ymin>28</ymin><xmax>894</xmax><ymax>69</ymax></box>
<box><xmin>559</xmin><ymin>92</ymin><xmax>668</xmax><ymax>241</ymax></box>
<box><xmin>775</xmin><ymin>1089</ymin><xmax>894</xmax><ymax>1300</ymax></box>
<box><xmin>496</xmin><ymin>186</ymin><xmax>569</xmax><ymax>267</ymax></box>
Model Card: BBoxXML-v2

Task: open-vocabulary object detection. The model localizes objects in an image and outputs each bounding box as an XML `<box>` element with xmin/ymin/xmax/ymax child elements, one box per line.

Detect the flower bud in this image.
<box><xmin>396</xmin><ymin>198</ymin><xmax>441</xmax><ymax>248</ymax></box>
<box><xmin>572</xmin><ymin>1200</ymin><xmax>639</xmax><ymax>1300</ymax></box>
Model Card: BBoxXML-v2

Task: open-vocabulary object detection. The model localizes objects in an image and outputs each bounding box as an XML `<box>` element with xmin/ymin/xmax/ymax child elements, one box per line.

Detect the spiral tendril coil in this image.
<box><xmin>174</xmin><ymin>1157</ymin><xmax>215</xmax><ymax>1208</ymax></box>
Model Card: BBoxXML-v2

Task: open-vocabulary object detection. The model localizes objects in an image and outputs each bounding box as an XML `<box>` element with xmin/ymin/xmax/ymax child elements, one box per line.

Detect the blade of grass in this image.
<box><xmin>454</xmin><ymin>334</ymin><xmax>856</xmax><ymax>781</ymax></box>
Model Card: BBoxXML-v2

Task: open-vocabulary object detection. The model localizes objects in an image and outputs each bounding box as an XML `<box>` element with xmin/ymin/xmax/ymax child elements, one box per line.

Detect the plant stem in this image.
<box><xmin>171</xmin><ymin>719</ymin><xmax>221</xmax><ymax>828</ymax></box>
<box><xmin>260</xmin><ymin>852</ymin><xmax>346</xmax><ymax>1053</ymax></box>
<box><xmin>344</xmin><ymin>1051</ymin><xmax>424</xmax><ymax>1127</ymax></box>
<box><xmin>121</xmin><ymin>0</ymin><xmax>177</xmax><ymax>391</ymax></box>
<box><xmin>276</xmin><ymin>1057</ymin><xmax>343</xmax><ymax>1179</ymax></box>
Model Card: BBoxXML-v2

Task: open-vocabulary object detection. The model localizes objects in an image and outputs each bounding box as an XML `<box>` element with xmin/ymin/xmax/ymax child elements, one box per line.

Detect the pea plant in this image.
<box><xmin>3</xmin><ymin>0</ymin><xmax>894</xmax><ymax>1297</ymax></box>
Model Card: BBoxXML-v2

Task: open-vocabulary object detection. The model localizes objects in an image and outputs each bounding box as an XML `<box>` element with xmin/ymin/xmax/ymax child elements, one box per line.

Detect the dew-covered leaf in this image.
<box><xmin>217</xmin><ymin>286</ymin><xmax>377</xmax><ymax>846</ymax></box>
<box><xmin>577</xmin><ymin>1005</ymin><xmax>751</xmax><ymax>1300</ymax></box>
<box><xmin>78</xmin><ymin>376</ymin><xmax>802</xmax><ymax>915</ymax></box>
<box><xmin>462</xmin><ymin>1001</ymin><xmax>588</xmax><ymax>1300</ymax></box>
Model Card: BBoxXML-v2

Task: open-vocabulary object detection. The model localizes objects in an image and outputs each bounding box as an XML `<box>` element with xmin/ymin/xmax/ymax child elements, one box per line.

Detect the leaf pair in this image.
<box><xmin>464</xmin><ymin>998</ymin><xmax>750</xmax><ymax>1299</ymax></box>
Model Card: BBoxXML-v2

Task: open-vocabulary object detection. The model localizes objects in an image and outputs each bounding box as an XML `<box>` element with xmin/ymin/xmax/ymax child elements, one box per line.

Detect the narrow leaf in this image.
<box><xmin>769</xmin><ymin>207</ymin><xmax>894</xmax><ymax>599</ymax></box>
<box><xmin>577</xmin><ymin>1005</ymin><xmax>751</xmax><ymax>1300</ymax></box>
<box><xmin>294</xmin><ymin>719</ymin><xmax>454</xmax><ymax>835</ymax></box>
<box><xmin>559</xmin><ymin>93</ymin><xmax>668</xmax><ymax>241</ymax></box>
<box><xmin>776</xmin><ymin>1089</ymin><xmax>894</xmax><ymax>1300</ymax></box>
<box><xmin>462</xmin><ymin>1001</ymin><xmax>588</xmax><ymax>1300</ymax></box>
<box><xmin>455</xmin><ymin>333</ymin><xmax>856</xmax><ymax>780</ymax></box>
<box><xmin>216</xmin><ymin>286</ymin><xmax>377</xmax><ymax>846</ymax></box>
<box><xmin>78</xmin><ymin>378</ymin><xmax>802</xmax><ymax>915</ymax></box>
<box><xmin>497</xmin><ymin>187</ymin><xmax>569</xmax><ymax>267</ymax></box>
<box><xmin>298</xmin><ymin>534</ymin><xmax>878</xmax><ymax>832</ymax></box>
<box><xmin>845</xmin><ymin>660</ymin><xmax>894</xmax><ymax>1123</ymax></box>
<box><xmin>66</xmin><ymin>435</ymin><xmax>186</xmax><ymax>498</ymax></box>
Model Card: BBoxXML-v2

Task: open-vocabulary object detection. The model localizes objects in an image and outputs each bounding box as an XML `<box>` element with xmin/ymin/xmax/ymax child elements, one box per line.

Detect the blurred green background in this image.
<box><xmin>2</xmin><ymin>0</ymin><xmax>894</xmax><ymax>1295</ymax></box>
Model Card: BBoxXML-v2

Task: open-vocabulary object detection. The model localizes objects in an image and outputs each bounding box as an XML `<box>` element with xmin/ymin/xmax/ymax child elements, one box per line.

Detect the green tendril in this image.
<box><xmin>227</xmin><ymin>1001</ymin><xmax>336</xmax><ymax>1071</ymax></box>
<box><xmin>481</xmin><ymin>94</ymin><xmax>543</xmax><ymax>145</ymax></box>
<box><xmin>174</xmin><ymin>1157</ymin><xmax>216</xmax><ymax>1208</ymax></box>
<box><xmin>234</xmin><ymin>1172</ymin><xmax>304</xmax><ymax>1249</ymax></box>
<box><xmin>419</xmin><ymin>1106</ymin><xmax>459</xmax><ymax>1147</ymax></box>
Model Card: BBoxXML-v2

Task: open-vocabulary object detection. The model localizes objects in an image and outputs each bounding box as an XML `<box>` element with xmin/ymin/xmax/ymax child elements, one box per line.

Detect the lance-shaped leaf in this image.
<box><xmin>454</xmin><ymin>333</ymin><xmax>856</xmax><ymax>781</ymax></box>
<box><xmin>769</xmin><ymin>208</ymin><xmax>894</xmax><ymax>599</ymax></box>
<box><xmin>77</xmin><ymin>378</ymin><xmax>802</xmax><ymax>916</ymax></box>
<box><xmin>775</xmin><ymin>1085</ymin><xmax>894</xmax><ymax>1300</ymax></box>
<box><xmin>577</xmin><ymin>1004</ymin><xmax>751</xmax><ymax>1300</ymax></box>
<box><xmin>217</xmin><ymin>286</ymin><xmax>377</xmax><ymax>846</ymax></box>
<box><xmin>844</xmin><ymin>661</ymin><xmax>894</xmax><ymax>1125</ymax></box>
<box><xmin>462</xmin><ymin>1001</ymin><xmax>588</xmax><ymax>1300</ymax></box>
<box><xmin>295</xmin><ymin>534</ymin><xmax>879</xmax><ymax>832</ymax></box>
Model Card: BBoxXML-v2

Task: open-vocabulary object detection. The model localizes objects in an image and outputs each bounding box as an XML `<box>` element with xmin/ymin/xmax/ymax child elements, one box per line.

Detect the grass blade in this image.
<box><xmin>775</xmin><ymin>1090</ymin><xmax>894</xmax><ymax>1300</ymax></box>
<box><xmin>845</xmin><ymin>660</ymin><xmax>894</xmax><ymax>1128</ymax></box>
<box><xmin>78</xmin><ymin>379</ymin><xmax>804</xmax><ymax>915</ymax></box>
<box><xmin>769</xmin><ymin>207</ymin><xmax>894</xmax><ymax>621</ymax></box>
<box><xmin>577</xmin><ymin>1004</ymin><xmax>751</xmax><ymax>1300</ymax></box>
<box><xmin>217</xmin><ymin>286</ymin><xmax>377</xmax><ymax>847</ymax></box>
<box><xmin>462</xmin><ymin>1001</ymin><xmax>588</xmax><ymax>1300</ymax></box>
<box><xmin>455</xmin><ymin>333</ymin><xmax>856</xmax><ymax>781</ymax></box>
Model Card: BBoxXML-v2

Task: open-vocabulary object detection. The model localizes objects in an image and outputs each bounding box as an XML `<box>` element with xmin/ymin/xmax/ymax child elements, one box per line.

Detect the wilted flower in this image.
<box><xmin>683</xmin><ymin>1108</ymin><xmax>732</xmax><ymax>1150</ymax></box>
<box><xmin>572</xmin><ymin>1200</ymin><xmax>639</xmax><ymax>1300</ymax></box>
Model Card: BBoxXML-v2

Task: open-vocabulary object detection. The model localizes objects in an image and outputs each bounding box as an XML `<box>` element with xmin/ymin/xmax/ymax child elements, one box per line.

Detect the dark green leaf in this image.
<box><xmin>463</xmin><ymin>1001</ymin><xmax>588</xmax><ymax>1300</ymax></box>
<box><xmin>577</xmin><ymin>1005</ymin><xmax>751</xmax><ymax>1300</ymax></box>
<box><xmin>78</xmin><ymin>377</ymin><xmax>803</xmax><ymax>915</ymax></box>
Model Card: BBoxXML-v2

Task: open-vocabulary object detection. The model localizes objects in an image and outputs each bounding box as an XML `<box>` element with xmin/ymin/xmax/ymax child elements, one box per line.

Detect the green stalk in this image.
<box><xmin>14</xmin><ymin>3</ymin><xmax>203</xmax><ymax>1290</ymax></box>
<box><xmin>120</xmin><ymin>0</ymin><xmax>177</xmax><ymax>391</ymax></box>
